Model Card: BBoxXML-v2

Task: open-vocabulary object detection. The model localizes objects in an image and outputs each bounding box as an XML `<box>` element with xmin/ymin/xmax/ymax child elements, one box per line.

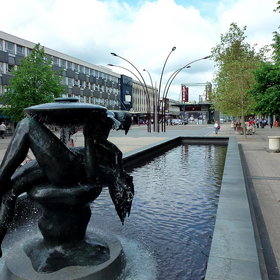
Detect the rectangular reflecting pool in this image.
<box><xmin>91</xmin><ymin>144</ymin><xmax>227</xmax><ymax>279</ymax></box>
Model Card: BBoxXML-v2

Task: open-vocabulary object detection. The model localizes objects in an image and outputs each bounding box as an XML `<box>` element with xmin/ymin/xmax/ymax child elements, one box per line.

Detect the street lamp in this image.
<box><xmin>156</xmin><ymin>47</ymin><xmax>176</xmax><ymax>132</ymax></box>
<box><xmin>110</xmin><ymin>53</ymin><xmax>152</xmax><ymax>132</ymax></box>
<box><xmin>143</xmin><ymin>69</ymin><xmax>156</xmax><ymax>132</ymax></box>
<box><xmin>161</xmin><ymin>56</ymin><xmax>210</xmax><ymax>132</ymax></box>
<box><xmin>110</xmin><ymin>51</ymin><xmax>210</xmax><ymax>133</ymax></box>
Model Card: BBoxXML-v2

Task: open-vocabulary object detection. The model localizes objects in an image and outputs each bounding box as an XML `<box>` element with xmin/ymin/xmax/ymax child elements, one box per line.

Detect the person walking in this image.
<box><xmin>214</xmin><ymin>121</ymin><xmax>219</xmax><ymax>134</ymax></box>
<box><xmin>0</xmin><ymin>122</ymin><xmax>6</xmax><ymax>139</ymax></box>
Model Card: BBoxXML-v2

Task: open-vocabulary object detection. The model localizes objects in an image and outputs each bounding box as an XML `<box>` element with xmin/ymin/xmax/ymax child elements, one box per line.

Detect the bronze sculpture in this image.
<box><xmin>0</xmin><ymin>98</ymin><xmax>134</xmax><ymax>273</ymax></box>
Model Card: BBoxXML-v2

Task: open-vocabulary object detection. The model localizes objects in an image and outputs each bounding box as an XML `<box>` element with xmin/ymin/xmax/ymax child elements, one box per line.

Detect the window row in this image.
<box><xmin>61</xmin><ymin>77</ymin><xmax>120</xmax><ymax>94</ymax></box>
<box><xmin>63</xmin><ymin>94</ymin><xmax>120</xmax><ymax>106</ymax></box>
<box><xmin>0</xmin><ymin>39</ymin><xmax>119</xmax><ymax>82</ymax></box>
<box><xmin>0</xmin><ymin>62</ymin><xmax>14</xmax><ymax>73</ymax></box>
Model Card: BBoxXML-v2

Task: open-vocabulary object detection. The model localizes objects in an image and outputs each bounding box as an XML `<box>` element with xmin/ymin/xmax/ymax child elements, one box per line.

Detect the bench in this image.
<box><xmin>268</xmin><ymin>136</ymin><xmax>280</xmax><ymax>151</ymax></box>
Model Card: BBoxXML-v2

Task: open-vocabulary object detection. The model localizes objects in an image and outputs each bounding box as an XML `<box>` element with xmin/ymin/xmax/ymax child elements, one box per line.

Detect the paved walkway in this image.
<box><xmin>0</xmin><ymin>122</ymin><xmax>280</xmax><ymax>279</ymax></box>
<box><xmin>209</xmin><ymin>122</ymin><xmax>280</xmax><ymax>280</ymax></box>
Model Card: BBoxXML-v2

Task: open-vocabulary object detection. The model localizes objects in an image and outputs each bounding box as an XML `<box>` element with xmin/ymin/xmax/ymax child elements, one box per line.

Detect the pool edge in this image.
<box><xmin>123</xmin><ymin>136</ymin><xmax>261</xmax><ymax>280</ymax></box>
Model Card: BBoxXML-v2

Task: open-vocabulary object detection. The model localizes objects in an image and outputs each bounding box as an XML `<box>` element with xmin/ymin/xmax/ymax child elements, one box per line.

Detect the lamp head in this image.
<box><xmin>203</xmin><ymin>55</ymin><xmax>211</xmax><ymax>59</ymax></box>
<box><xmin>111</xmin><ymin>53</ymin><xmax>117</xmax><ymax>56</ymax></box>
<box><xmin>108</xmin><ymin>64</ymin><xmax>114</xmax><ymax>66</ymax></box>
<box><xmin>172</xmin><ymin>47</ymin><xmax>176</xmax><ymax>51</ymax></box>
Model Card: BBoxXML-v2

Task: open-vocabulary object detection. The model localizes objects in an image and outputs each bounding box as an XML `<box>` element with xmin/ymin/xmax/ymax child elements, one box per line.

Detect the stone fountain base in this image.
<box><xmin>0</xmin><ymin>231</ymin><xmax>125</xmax><ymax>280</ymax></box>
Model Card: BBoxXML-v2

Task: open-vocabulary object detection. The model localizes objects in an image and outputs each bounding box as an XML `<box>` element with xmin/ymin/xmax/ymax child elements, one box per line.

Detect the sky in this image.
<box><xmin>0</xmin><ymin>0</ymin><xmax>279</xmax><ymax>102</ymax></box>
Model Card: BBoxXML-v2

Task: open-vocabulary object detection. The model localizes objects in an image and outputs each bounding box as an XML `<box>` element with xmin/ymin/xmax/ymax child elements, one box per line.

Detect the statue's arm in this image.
<box><xmin>83</xmin><ymin>111</ymin><xmax>99</xmax><ymax>183</ymax></box>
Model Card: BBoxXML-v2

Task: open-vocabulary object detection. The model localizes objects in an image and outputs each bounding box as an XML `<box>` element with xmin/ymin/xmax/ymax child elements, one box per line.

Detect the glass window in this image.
<box><xmin>79</xmin><ymin>65</ymin><xmax>84</xmax><ymax>73</ymax></box>
<box><xmin>95</xmin><ymin>71</ymin><xmax>98</xmax><ymax>78</ymax></box>
<box><xmin>75</xmin><ymin>95</ymin><xmax>79</xmax><ymax>100</ymax></box>
<box><xmin>5</xmin><ymin>41</ymin><xmax>14</xmax><ymax>54</ymax></box>
<box><xmin>0</xmin><ymin>39</ymin><xmax>2</xmax><ymax>51</ymax></box>
<box><xmin>62</xmin><ymin>94</ymin><xmax>67</xmax><ymax>98</ymax></box>
<box><xmin>16</xmin><ymin>45</ymin><xmax>25</xmax><ymax>56</ymax></box>
<box><xmin>103</xmin><ymin>73</ymin><xmax>106</xmax><ymax>79</ymax></box>
<box><xmin>61</xmin><ymin>59</ymin><xmax>66</xmax><ymax>68</ymax></box>
<box><xmin>46</xmin><ymin>54</ymin><xmax>52</xmax><ymax>61</ymax></box>
<box><xmin>27</xmin><ymin>48</ymin><xmax>32</xmax><ymax>55</ymax></box>
<box><xmin>61</xmin><ymin>77</ymin><xmax>66</xmax><ymax>85</ymax></box>
<box><xmin>53</xmin><ymin>57</ymin><xmax>59</xmax><ymax>66</ymax></box>
<box><xmin>68</xmin><ymin>78</ymin><xmax>73</xmax><ymax>86</ymax></box>
<box><xmin>74</xmin><ymin>80</ymin><xmax>79</xmax><ymax>86</ymax></box>
<box><xmin>6</xmin><ymin>64</ymin><xmax>13</xmax><ymax>73</ymax></box>
<box><xmin>96</xmin><ymin>98</ymin><xmax>100</xmax><ymax>104</ymax></box>
<box><xmin>74</xmin><ymin>63</ymin><xmax>78</xmax><ymax>72</ymax></box>
<box><xmin>90</xmin><ymin>69</ymin><xmax>93</xmax><ymax>76</ymax></box>
<box><xmin>0</xmin><ymin>62</ymin><xmax>3</xmax><ymax>73</ymax></box>
<box><xmin>99</xmin><ymin>72</ymin><xmax>102</xmax><ymax>78</ymax></box>
<box><xmin>67</xmin><ymin>61</ymin><xmax>72</xmax><ymax>70</ymax></box>
<box><xmin>85</xmin><ymin>67</ymin><xmax>89</xmax><ymax>75</ymax></box>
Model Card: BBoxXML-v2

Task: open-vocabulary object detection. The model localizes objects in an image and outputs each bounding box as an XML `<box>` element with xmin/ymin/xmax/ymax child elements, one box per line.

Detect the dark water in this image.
<box><xmin>90</xmin><ymin>144</ymin><xmax>227</xmax><ymax>280</ymax></box>
<box><xmin>2</xmin><ymin>144</ymin><xmax>226</xmax><ymax>280</ymax></box>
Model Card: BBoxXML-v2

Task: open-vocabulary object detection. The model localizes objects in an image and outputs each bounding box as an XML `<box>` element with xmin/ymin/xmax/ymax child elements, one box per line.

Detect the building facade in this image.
<box><xmin>0</xmin><ymin>31</ymin><xmax>157</xmax><ymax>126</ymax></box>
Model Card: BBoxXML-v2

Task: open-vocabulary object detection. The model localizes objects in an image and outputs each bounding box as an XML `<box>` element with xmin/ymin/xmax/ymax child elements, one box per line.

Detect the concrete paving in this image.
<box><xmin>0</xmin><ymin>122</ymin><xmax>280</xmax><ymax>279</ymax></box>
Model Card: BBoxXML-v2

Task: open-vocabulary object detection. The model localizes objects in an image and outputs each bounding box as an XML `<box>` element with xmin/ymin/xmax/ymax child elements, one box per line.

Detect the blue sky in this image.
<box><xmin>1</xmin><ymin>0</ymin><xmax>279</xmax><ymax>101</ymax></box>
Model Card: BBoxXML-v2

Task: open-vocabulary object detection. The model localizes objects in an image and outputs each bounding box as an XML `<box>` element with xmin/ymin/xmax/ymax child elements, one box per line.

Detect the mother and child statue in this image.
<box><xmin>0</xmin><ymin>98</ymin><xmax>134</xmax><ymax>273</ymax></box>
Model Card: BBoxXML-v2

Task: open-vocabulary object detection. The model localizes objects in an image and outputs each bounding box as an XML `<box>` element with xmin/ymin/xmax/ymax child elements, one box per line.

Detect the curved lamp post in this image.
<box><xmin>108</xmin><ymin>63</ymin><xmax>151</xmax><ymax>132</ymax></box>
<box><xmin>143</xmin><ymin>69</ymin><xmax>156</xmax><ymax>132</ymax></box>
<box><xmin>110</xmin><ymin>53</ymin><xmax>152</xmax><ymax>132</ymax></box>
<box><xmin>161</xmin><ymin>56</ymin><xmax>210</xmax><ymax>132</ymax></box>
<box><xmin>109</xmin><ymin>50</ymin><xmax>210</xmax><ymax>133</ymax></box>
<box><xmin>156</xmin><ymin>47</ymin><xmax>176</xmax><ymax>132</ymax></box>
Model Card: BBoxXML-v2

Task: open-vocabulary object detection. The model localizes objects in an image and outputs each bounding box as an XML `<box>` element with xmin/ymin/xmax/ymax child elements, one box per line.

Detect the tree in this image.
<box><xmin>273</xmin><ymin>1</ymin><xmax>280</xmax><ymax>13</ymax></box>
<box><xmin>1</xmin><ymin>43</ymin><xmax>66</xmax><ymax>121</ymax></box>
<box><xmin>210</xmin><ymin>23</ymin><xmax>268</xmax><ymax>138</ymax></box>
<box><xmin>250</xmin><ymin>6</ymin><xmax>280</xmax><ymax>116</ymax></box>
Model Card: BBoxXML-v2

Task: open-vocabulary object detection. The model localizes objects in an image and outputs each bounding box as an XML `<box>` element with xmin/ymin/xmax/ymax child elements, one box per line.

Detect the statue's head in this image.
<box><xmin>114</xmin><ymin>111</ymin><xmax>131</xmax><ymax>135</ymax></box>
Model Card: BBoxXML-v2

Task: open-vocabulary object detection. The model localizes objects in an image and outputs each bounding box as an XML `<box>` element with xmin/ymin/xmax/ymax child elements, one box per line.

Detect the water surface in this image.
<box><xmin>91</xmin><ymin>144</ymin><xmax>227</xmax><ymax>279</ymax></box>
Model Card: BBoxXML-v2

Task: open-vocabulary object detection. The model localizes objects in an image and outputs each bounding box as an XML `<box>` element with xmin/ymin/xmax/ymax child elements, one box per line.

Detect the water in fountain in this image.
<box><xmin>91</xmin><ymin>144</ymin><xmax>226</xmax><ymax>279</ymax></box>
<box><xmin>0</xmin><ymin>143</ymin><xmax>226</xmax><ymax>279</ymax></box>
<box><xmin>0</xmin><ymin>95</ymin><xmax>226</xmax><ymax>278</ymax></box>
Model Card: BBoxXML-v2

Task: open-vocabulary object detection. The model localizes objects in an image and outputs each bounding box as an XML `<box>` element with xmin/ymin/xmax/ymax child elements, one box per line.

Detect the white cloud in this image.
<box><xmin>0</xmin><ymin>0</ymin><xmax>279</xmax><ymax>101</ymax></box>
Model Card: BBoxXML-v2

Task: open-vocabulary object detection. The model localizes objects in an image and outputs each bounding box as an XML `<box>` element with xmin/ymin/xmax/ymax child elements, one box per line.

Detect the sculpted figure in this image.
<box><xmin>0</xmin><ymin>105</ymin><xmax>134</xmax><ymax>257</ymax></box>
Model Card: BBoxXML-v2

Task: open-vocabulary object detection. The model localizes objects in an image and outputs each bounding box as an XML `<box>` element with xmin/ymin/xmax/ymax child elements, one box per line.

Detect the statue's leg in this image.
<box><xmin>27</xmin><ymin>118</ymin><xmax>83</xmax><ymax>186</ymax></box>
<box><xmin>0</xmin><ymin>118</ymin><xmax>30</xmax><ymax>196</ymax></box>
<box><xmin>0</xmin><ymin>117</ymin><xmax>83</xmax><ymax>196</ymax></box>
<box><xmin>0</xmin><ymin>160</ymin><xmax>46</xmax><ymax>257</ymax></box>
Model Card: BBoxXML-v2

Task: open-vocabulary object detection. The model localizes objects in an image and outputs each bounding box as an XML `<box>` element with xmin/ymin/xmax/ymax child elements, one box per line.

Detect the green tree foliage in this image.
<box><xmin>1</xmin><ymin>43</ymin><xmax>66</xmax><ymax>121</ymax></box>
<box><xmin>273</xmin><ymin>1</ymin><xmax>280</xmax><ymax>13</ymax></box>
<box><xmin>250</xmin><ymin>6</ymin><xmax>280</xmax><ymax>116</ymax></box>
<box><xmin>210</xmin><ymin>23</ymin><xmax>268</xmax><ymax>136</ymax></box>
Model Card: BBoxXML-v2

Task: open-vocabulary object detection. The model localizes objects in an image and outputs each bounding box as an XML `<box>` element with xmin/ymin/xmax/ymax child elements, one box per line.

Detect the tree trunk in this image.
<box><xmin>241</xmin><ymin>113</ymin><xmax>247</xmax><ymax>139</ymax></box>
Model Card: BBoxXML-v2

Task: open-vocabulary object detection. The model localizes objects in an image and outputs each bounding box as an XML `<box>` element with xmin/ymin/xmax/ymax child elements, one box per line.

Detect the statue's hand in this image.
<box><xmin>109</xmin><ymin>171</ymin><xmax>134</xmax><ymax>225</ymax></box>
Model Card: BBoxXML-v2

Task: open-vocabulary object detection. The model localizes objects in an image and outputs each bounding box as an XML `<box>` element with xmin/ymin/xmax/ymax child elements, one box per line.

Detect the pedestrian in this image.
<box><xmin>68</xmin><ymin>138</ymin><xmax>74</xmax><ymax>147</ymax></box>
<box><xmin>0</xmin><ymin>122</ymin><xmax>6</xmax><ymax>139</ymax></box>
<box><xmin>255</xmin><ymin>118</ymin><xmax>259</xmax><ymax>128</ymax></box>
<box><xmin>214</xmin><ymin>121</ymin><xmax>219</xmax><ymax>134</ymax></box>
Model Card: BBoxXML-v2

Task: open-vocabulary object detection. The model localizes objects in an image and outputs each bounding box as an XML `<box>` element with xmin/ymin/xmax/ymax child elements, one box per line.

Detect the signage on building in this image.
<box><xmin>120</xmin><ymin>75</ymin><xmax>133</xmax><ymax>111</ymax></box>
<box><xmin>181</xmin><ymin>85</ymin><xmax>188</xmax><ymax>102</ymax></box>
